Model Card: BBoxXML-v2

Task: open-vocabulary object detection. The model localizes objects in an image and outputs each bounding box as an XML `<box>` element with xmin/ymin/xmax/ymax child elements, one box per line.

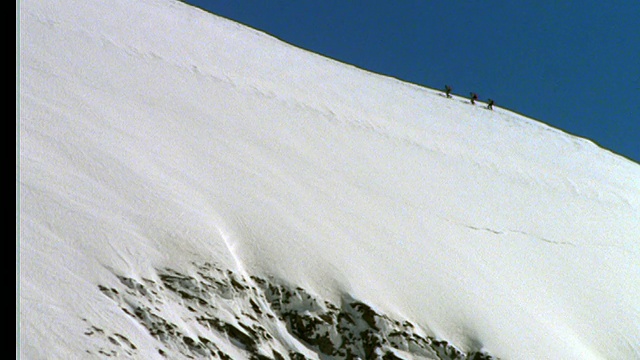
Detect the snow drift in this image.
<box><xmin>19</xmin><ymin>0</ymin><xmax>640</xmax><ymax>358</ymax></box>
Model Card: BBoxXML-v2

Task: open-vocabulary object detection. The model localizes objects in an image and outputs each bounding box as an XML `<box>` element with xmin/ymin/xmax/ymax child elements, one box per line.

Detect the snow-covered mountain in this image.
<box><xmin>18</xmin><ymin>0</ymin><xmax>640</xmax><ymax>359</ymax></box>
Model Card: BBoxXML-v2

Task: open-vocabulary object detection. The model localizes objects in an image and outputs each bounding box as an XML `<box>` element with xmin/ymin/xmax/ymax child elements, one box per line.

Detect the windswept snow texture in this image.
<box><xmin>19</xmin><ymin>0</ymin><xmax>640</xmax><ymax>359</ymax></box>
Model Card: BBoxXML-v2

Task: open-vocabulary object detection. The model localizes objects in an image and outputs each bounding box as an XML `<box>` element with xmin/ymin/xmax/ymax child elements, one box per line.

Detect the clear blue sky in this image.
<box><xmin>183</xmin><ymin>1</ymin><xmax>639</xmax><ymax>164</ymax></box>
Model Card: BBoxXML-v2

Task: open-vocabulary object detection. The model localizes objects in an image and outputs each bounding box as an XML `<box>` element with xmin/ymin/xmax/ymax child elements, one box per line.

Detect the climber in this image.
<box><xmin>445</xmin><ymin>85</ymin><xmax>452</xmax><ymax>98</ymax></box>
<box><xmin>470</xmin><ymin>92</ymin><xmax>478</xmax><ymax>105</ymax></box>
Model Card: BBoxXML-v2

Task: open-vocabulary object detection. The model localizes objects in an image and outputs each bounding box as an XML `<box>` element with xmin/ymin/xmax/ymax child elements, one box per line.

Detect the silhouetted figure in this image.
<box><xmin>487</xmin><ymin>99</ymin><xmax>494</xmax><ymax>110</ymax></box>
<box><xmin>445</xmin><ymin>85</ymin><xmax>452</xmax><ymax>98</ymax></box>
<box><xmin>470</xmin><ymin>92</ymin><xmax>478</xmax><ymax>105</ymax></box>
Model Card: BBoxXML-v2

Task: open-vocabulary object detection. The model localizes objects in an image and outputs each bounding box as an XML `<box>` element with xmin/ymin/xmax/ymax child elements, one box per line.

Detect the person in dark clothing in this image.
<box><xmin>470</xmin><ymin>92</ymin><xmax>478</xmax><ymax>105</ymax></box>
<box><xmin>487</xmin><ymin>99</ymin><xmax>494</xmax><ymax>110</ymax></box>
<box><xmin>445</xmin><ymin>85</ymin><xmax>452</xmax><ymax>98</ymax></box>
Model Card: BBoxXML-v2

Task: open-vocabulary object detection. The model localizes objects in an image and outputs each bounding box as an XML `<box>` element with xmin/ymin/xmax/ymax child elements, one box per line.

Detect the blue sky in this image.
<box><xmin>183</xmin><ymin>1</ymin><xmax>639</xmax><ymax>164</ymax></box>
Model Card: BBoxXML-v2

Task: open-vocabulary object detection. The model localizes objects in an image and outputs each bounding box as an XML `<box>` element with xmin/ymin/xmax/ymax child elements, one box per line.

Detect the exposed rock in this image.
<box><xmin>94</xmin><ymin>262</ymin><xmax>497</xmax><ymax>360</ymax></box>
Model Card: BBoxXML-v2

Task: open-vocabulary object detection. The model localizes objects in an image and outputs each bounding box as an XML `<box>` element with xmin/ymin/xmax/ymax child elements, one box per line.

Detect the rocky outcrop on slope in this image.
<box><xmin>92</xmin><ymin>262</ymin><xmax>496</xmax><ymax>359</ymax></box>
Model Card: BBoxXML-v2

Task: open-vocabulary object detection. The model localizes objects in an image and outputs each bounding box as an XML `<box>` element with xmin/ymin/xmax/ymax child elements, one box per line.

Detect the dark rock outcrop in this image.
<box><xmin>93</xmin><ymin>262</ymin><xmax>497</xmax><ymax>359</ymax></box>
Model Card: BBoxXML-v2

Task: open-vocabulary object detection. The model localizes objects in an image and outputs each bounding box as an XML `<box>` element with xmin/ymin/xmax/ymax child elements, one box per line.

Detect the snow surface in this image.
<box><xmin>18</xmin><ymin>0</ymin><xmax>640</xmax><ymax>358</ymax></box>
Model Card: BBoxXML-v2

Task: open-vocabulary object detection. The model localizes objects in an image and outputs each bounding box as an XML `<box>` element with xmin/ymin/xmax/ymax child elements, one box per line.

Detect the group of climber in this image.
<box><xmin>444</xmin><ymin>85</ymin><xmax>494</xmax><ymax>110</ymax></box>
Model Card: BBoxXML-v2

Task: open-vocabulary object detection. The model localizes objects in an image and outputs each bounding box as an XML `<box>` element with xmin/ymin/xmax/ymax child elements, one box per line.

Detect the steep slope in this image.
<box><xmin>19</xmin><ymin>0</ymin><xmax>640</xmax><ymax>359</ymax></box>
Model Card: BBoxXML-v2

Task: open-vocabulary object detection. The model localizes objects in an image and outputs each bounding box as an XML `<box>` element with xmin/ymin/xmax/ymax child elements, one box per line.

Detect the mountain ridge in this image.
<box><xmin>19</xmin><ymin>0</ymin><xmax>640</xmax><ymax>359</ymax></box>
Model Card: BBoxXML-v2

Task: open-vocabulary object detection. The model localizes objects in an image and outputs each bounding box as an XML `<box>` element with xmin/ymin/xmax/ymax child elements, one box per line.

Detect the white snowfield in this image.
<box><xmin>19</xmin><ymin>0</ymin><xmax>640</xmax><ymax>359</ymax></box>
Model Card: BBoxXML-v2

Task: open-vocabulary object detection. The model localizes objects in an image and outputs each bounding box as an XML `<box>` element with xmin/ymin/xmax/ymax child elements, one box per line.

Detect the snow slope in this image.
<box><xmin>19</xmin><ymin>0</ymin><xmax>640</xmax><ymax>358</ymax></box>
